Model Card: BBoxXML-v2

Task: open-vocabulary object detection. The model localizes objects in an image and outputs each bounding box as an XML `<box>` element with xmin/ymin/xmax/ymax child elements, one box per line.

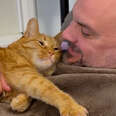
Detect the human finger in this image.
<box><xmin>0</xmin><ymin>81</ymin><xmax>2</xmax><ymax>94</ymax></box>
<box><xmin>0</xmin><ymin>74</ymin><xmax>11</xmax><ymax>92</ymax></box>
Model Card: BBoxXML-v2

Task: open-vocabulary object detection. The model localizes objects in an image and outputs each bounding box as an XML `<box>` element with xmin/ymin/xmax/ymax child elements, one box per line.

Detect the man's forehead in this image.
<box><xmin>73</xmin><ymin>0</ymin><xmax>116</xmax><ymax>34</ymax></box>
<box><xmin>75</xmin><ymin>0</ymin><xmax>116</xmax><ymax>19</ymax></box>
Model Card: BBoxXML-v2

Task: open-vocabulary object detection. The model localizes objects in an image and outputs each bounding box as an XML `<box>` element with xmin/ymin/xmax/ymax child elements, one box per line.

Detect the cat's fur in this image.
<box><xmin>0</xmin><ymin>18</ymin><xmax>87</xmax><ymax>116</ymax></box>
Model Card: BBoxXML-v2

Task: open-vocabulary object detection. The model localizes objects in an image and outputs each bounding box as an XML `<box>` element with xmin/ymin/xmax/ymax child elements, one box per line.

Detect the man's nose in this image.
<box><xmin>62</xmin><ymin>22</ymin><xmax>78</xmax><ymax>43</ymax></box>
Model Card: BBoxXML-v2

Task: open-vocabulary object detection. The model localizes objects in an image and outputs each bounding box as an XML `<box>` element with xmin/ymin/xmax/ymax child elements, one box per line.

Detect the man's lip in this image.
<box><xmin>68</xmin><ymin>47</ymin><xmax>80</xmax><ymax>56</ymax></box>
<box><xmin>61</xmin><ymin>39</ymin><xmax>85</xmax><ymax>65</ymax></box>
<box><xmin>67</xmin><ymin>47</ymin><xmax>82</xmax><ymax>63</ymax></box>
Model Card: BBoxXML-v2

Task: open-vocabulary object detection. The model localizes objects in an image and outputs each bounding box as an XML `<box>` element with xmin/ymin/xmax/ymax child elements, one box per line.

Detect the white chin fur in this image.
<box><xmin>33</xmin><ymin>55</ymin><xmax>55</xmax><ymax>71</ymax></box>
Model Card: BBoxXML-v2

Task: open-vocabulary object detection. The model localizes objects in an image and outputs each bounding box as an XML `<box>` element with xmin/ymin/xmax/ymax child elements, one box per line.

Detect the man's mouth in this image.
<box><xmin>67</xmin><ymin>47</ymin><xmax>82</xmax><ymax>63</ymax></box>
<box><xmin>61</xmin><ymin>40</ymin><xmax>84</xmax><ymax>65</ymax></box>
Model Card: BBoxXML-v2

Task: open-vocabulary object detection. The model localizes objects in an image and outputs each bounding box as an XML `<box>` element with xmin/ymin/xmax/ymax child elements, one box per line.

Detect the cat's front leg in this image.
<box><xmin>6</xmin><ymin>67</ymin><xmax>88</xmax><ymax>115</ymax></box>
<box><xmin>58</xmin><ymin>93</ymin><xmax>88</xmax><ymax>116</ymax></box>
<box><xmin>10</xmin><ymin>93</ymin><xmax>31</xmax><ymax>112</ymax></box>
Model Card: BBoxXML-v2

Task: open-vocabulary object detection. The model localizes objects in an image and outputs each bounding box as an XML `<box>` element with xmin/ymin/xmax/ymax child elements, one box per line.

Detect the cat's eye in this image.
<box><xmin>39</xmin><ymin>41</ymin><xmax>44</xmax><ymax>46</ymax></box>
<box><xmin>54</xmin><ymin>48</ymin><xmax>59</xmax><ymax>51</ymax></box>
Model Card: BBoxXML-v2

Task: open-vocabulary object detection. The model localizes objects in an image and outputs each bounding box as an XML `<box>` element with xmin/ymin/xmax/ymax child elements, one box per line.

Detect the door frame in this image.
<box><xmin>16</xmin><ymin>0</ymin><xmax>37</xmax><ymax>32</ymax></box>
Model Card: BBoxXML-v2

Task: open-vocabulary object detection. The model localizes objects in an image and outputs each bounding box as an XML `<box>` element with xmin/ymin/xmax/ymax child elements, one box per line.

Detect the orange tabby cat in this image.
<box><xmin>0</xmin><ymin>18</ymin><xmax>87</xmax><ymax>116</ymax></box>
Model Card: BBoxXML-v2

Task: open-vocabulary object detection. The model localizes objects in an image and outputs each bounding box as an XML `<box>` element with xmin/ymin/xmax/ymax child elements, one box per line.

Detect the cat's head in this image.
<box><xmin>22</xmin><ymin>18</ymin><xmax>61</xmax><ymax>71</ymax></box>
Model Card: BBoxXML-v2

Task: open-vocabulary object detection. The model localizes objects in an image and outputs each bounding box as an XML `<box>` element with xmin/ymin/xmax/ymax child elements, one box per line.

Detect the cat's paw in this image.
<box><xmin>60</xmin><ymin>103</ymin><xmax>88</xmax><ymax>116</ymax></box>
<box><xmin>10</xmin><ymin>94</ymin><xmax>31</xmax><ymax>112</ymax></box>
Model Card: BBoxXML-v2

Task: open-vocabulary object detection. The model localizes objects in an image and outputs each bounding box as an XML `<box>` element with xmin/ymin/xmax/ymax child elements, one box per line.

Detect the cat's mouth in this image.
<box><xmin>37</xmin><ymin>59</ymin><xmax>55</xmax><ymax>70</ymax></box>
<box><xmin>41</xmin><ymin>57</ymin><xmax>55</xmax><ymax>64</ymax></box>
<box><xmin>33</xmin><ymin>52</ymin><xmax>56</xmax><ymax>69</ymax></box>
<box><xmin>33</xmin><ymin>55</ymin><xmax>55</xmax><ymax>71</ymax></box>
<box><xmin>39</xmin><ymin>55</ymin><xmax>55</xmax><ymax>63</ymax></box>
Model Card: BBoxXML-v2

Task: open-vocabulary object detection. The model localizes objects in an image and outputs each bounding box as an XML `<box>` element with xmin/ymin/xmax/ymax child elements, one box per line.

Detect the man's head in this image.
<box><xmin>62</xmin><ymin>0</ymin><xmax>116</xmax><ymax>68</ymax></box>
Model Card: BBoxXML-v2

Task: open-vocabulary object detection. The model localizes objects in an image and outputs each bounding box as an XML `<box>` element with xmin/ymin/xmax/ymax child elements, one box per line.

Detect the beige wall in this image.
<box><xmin>0</xmin><ymin>0</ymin><xmax>19</xmax><ymax>35</ymax></box>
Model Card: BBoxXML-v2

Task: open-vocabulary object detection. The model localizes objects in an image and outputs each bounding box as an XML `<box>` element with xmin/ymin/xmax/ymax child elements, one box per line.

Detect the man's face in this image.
<box><xmin>62</xmin><ymin>0</ymin><xmax>116</xmax><ymax>68</ymax></box>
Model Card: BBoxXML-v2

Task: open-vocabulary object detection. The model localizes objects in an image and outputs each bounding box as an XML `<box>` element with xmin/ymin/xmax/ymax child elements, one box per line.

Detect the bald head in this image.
<box><xmin>74</xmin><ymin>0</ymin><xmax>116</xmax><ymax>36</ymax></box>
<box><xmin>62</xmin><ymin>0</ymin><xmax>116</xmax><ymax>68</ymax></box>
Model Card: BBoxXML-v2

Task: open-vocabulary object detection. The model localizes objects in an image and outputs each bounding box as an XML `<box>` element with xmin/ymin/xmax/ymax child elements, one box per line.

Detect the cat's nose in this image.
<box><xmin>49</xmin><ymin>51</ymin><xmax>54</xmax><ymax>56</ymax></box>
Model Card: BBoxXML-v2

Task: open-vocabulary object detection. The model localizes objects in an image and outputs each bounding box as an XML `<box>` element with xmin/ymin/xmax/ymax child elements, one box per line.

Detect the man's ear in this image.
<box><xmin>24</xmin><ymin>18</ymin><xmax>39</xmax><ymax>38</ymax></box>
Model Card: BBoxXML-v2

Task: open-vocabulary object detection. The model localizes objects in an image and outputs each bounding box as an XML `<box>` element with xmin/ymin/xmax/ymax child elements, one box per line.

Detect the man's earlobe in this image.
<box><xmin>24</xmin><ymin>18</ymin><xmax>39</xmax><ymax>38</ymax></box>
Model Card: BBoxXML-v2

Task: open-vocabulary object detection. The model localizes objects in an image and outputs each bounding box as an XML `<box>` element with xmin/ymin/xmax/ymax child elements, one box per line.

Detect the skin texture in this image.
<box><xmin>62</xmin><ymin>0</ymin><xmax>116</xmax><ymax>68</ymax></box>
<box><xmin>0</xmin><ymin>73</ymin><xmax>11</xmax><ymax>93</ymax></box>
<box><xmin>0</xmin><ymin>18</ymin><xmax>87</xmax><ymax>116</ymax></box>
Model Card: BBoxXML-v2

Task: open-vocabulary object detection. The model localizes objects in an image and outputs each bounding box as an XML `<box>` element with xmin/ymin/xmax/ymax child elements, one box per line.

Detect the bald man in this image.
<box><xmin>62</xmin><ymin>0</ymin><xmax>116</xmax><ymax>68</ymax></box>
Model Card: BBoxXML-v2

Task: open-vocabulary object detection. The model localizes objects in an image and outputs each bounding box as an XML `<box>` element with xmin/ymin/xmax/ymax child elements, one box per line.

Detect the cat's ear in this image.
<box><xmin>24</xmin><ymin>18</ymin><xmax>39</xmax><ymax>38</ymax></box>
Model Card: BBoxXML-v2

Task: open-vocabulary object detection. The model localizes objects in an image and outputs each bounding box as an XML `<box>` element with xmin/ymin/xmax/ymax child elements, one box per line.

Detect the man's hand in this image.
<box><xmin>0</xmin><ymin>73</ymin><xmax>11</xmax><ymax>94</ymax></box>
